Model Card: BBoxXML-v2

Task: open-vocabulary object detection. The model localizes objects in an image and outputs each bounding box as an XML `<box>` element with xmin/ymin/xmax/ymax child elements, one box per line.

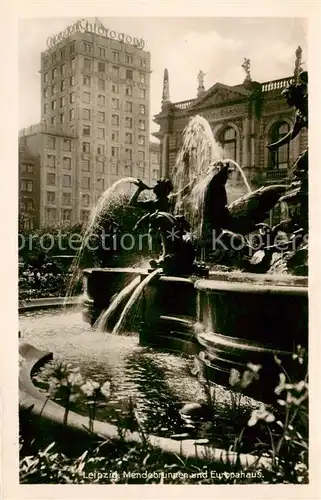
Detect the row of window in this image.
<box><xmin>44</xmin><ymin>68</ymin><xmax>146</xmax><ymax>96</ymax></box>
<box><xmin>47</xmin><ymin>153</ymin><xmax>146</xmax><ymax>173</ymax></box>
<box><xmin>46</xmin><ymin>131</ymin><xmax>147</xmax><ymax>152</ymax></box>
<box><xmin>46</xmin><ymin>137</ymin><xmax>72</xmax><ymax>150</ymax></box>
<box><xmin>46</xmin><ymin>175</ymin><xmax>109</xmax><ymax>191</ymax></box>
<box><xmin>20</xmin><ymin>198</ymin><xmax>34</xmax><ymax>210</ymax></box>
<box><xmin>45</xmin><ymin>208</ymin><xmax>89</xmax><ymax>223</ymax></box>
<box><xmin>20</xmin><ymin>180</ymin><xmax>33</xmax><ymax>192</ymax></box>
<box><xmin>44</xmin><ymin>42</ymin><xmax>147</xmax><ymax>69</ymax></box>
<box><xmin>218</xmin><ymin>123</ymin><xmax>290</xmax><ymax>169</ymax></box>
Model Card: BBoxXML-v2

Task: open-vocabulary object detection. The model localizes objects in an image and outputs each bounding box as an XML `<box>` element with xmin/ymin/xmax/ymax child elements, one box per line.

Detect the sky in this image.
<box><xmin>19</xmin><ymin>17</ymin><xmax>308</xmax><ymax>138</ymax></box>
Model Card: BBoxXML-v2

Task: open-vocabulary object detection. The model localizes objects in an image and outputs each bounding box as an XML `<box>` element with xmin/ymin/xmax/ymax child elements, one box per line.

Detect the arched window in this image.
<box><xmin>219</xmin><ymin>127</ymin><xmax>237</xmax><ymax>161</ymax></box>
<box><xmin>269</xmin><ymin>121</ymin><xmax>290</xmax><ymax>169</ymax></box>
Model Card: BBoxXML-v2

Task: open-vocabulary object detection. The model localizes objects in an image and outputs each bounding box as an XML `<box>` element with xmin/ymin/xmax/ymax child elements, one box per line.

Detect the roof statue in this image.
<box><xmin>197</xmin><ymin>70</ymin><xmax>206</xmax><ymax>97</ymax></box>
<box><xmin>242</xmin><ymin>57</ymin><xmax>252</xmax><ymax>83</ymax></box>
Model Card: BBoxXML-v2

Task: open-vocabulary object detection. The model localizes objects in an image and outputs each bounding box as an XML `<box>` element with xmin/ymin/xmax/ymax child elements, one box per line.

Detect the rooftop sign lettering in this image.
<box><xmin>46</xmin><ymin>19</ymin><xmax>145</xmax><ymax>50</ymax></box>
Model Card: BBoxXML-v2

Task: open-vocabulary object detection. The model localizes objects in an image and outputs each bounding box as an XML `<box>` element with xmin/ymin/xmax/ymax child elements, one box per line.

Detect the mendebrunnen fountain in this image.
<box><xmin>19</xmin><ymin>68</ymin><xmax>308</xmax><ymax>468</ymax></box>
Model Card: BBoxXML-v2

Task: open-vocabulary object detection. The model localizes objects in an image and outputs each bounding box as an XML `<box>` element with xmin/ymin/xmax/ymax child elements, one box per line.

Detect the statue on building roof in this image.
<box><xmin>162</xmin><ymin>68</ymin><xmax>170</xmax><ymax>105</ymax></box>
<box><xmin>294</xmin><ymin>46</ymin><xmax>304</xmax><ymax>84</ymax></box>
<box><xmin>242</xmin><ymin>57</ymin><xmax>252</xmax><ymax>83</ymax></box>
<box><xmin>197</xmin><ymin>70</ymin><xmax>206</xmax><ymax>97</ymax></box>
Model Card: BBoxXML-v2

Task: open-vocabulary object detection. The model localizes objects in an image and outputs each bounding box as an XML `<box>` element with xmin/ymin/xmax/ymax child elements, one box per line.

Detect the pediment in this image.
<box><xmin>188</xmin><ymin>83</ymin><xmax>250</xmax><ymax>109</ymax></box>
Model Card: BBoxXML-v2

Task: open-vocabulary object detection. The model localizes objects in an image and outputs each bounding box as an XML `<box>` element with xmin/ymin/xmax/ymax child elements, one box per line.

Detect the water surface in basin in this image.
<box><xmin>20</xmin><ymin>306</ymin><xmax>259</xmax><ymax>447</ymax></box>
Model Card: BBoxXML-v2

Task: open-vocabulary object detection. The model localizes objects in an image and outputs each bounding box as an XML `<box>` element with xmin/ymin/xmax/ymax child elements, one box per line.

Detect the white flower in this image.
<box><xmin>80</xmin><ymin>379</ymin><xmax>100</xmax><ymax>397</ymax></box>
<box><xmin>248</xmin><ymin>405</ymin><xmax>275</xmax><ymax>427</ymax></box>
<box><xmin>100</xmin><ymin>381</ymin><xmax>111</xmax><ymax>399</ymax></box>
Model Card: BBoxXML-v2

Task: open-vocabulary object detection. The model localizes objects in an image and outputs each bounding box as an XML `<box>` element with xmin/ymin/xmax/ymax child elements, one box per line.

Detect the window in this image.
<box><xmin>52</xmin><ymin>84</ymin><xmax>57</xmax><ymax>95</ymax></box>
<box><xmin>112</xmin><ymin>83</ymin><xmax>119</xmax><ymax>93</ymax></box>
<box><xmin>81</xmin><ymin>210</ymin><xmax>89</xmax><ymax>222</ymax></box>
<box><xmin>139</xmin><ymin>104</ymin><xmax>146</xmax><ymax>115</ymax></box>
<box><xmin>70</xmin><ymin>92</ymin><xmax>75</xmax><ymax>103</ymax></box>
<box><xmin>44</xmin><ymin>72</ymin><xmax>48</xmax><ymax>83</ymax></box>
<box><xmin>47</xmin><ymin>173</ymin><xmax>56</xmax><ymax>186</ymax></box>
<box><xmin>125</xmin><ymin>117</ymin><xmax>132</xmax><ymax>128</ymax></box>
<box><xmin>140</xmin><ymin>73</ymin><xmax>146</xmax><ymax>83</ymax></box>
<box><xmin>25</xmin><ymin>181</ymin><xmax>33</xmax><ymax>192</ymax></box>
<box><xmin>83</xmin><ymin>58</ymin><xmax>92</xmax><ymax>70</ymax></box>
<box><xmin>44</xmin><ymin>104</ymin><xmax>48</xmax><ymax>116</ymax></box>
<box><xmin>82</xmin><ymin>194</ymin><xmax>90</xmax><ymax>206</ymax></box>
<box><xmin>139</xmin><ymin>120</ymin><xmax>145</xmax><ymax>131</ymax></box>
<box><xmin>83</xmin><ymin>75</ymin><xmax>91</xmax><ymax>86</ymax></box>
<box><xmin>111</xmin><ymin>146</ymin><xmax>119</xmax><ymax>158</ymax></box>
<box><xmin>51</xmin><ymin>116</ymin><xmax>56</xmax><ymax>126</ymax></box>
<box><xmin>112</xmin><ymin>98</ymin><xmax>119</xmax><ymax>109</ymax></box>
<box><xmin>70</xmin><ymin>76</ymin><xmax>75</xmax><ymax>86</ymax></box>
<box><xmin>112</xmin><ymin>51</ymin><xmax>120</xmax><ymax>61</ymax></box>
<box><xmin>82</xmin><ymin>142</ymin><xmax>90</xmax><ymax>153</ymax></box>
<box><xmin>97</xmin><ymin>161</ymin><xmax>104</xmax><ymax>173</ymax></box>
<box><xmin>60</xmin><ymin>80</ymin><xmax>66</xmax><ymax>92</ymax></box>
<box><xmin>51</xmin><ymin>100</ymin><xmax>57</xmax><ymax>111</ymax></box>
<box><xmin>60</xmin><ymin>48</ymin><xmax>66</xmax><ymax>59</ymax></box>
<box><xmin>47</xmin><ymin>154</ymin><xmax>56</xmax><ymax>167</ymax></box>
<box><xmin>98</xmin><ymin>47</ymin><xmax>106</xmax><ymax>58</ymax></box>
<box><xmin>45</xmin><ymin>208</ymin><xmax>56</xmax><ymax>221</ymax></box>
<box><xmin>125</xmin><ymin>132</ymin><xmax>132</xmax><ymax>144</ymax></box>
<box><xmin>83</xmin><ymin>42</ymin><xmax>92</xmax><ymax>52</ymax></box>
<box><xmin>82</xmin><ymin>125</ymin><xmax>91</xmax><ymax>136</ymax></box>
<box><xmin>98</xmin><ymin>61</ymin><xmax>106</xmax><ymax>72</ymax></box>
<box><xmin>97</xmin><ymin>128</ymin><xmax>105</xmax><ymax>139</ymax></box>
<box><xmin>125</xmin><ymin>148</ymin><xmax>132</xmax><ymax>160</ymax></box>
<box><xmin>63</xmin><ymin>157</ymin><xmax>71</xmax><ymax>169</ymax></box>
<box><xmin>52</xmin><ymin>68</ymin><xmax>57</xmax><ymax>79</ymax></box>
<box><xmin>151</xmin><ymin>152</ymin><xmax>159</xmax><ymax>164</ymax></box>
<box><xmin>27</xmin><ymin>199</ymin><xmax>34</xmax><ymax>210</ymax></box>
<box><xmin>97</xmin><ymin>111</ymin><xmax>105</xmax><ymax>123</ymax></box>
<box><xmin>97</xmin><ymin>144</ymin><xmax>105</xmax><ymax>155</ymax></box>
<box><xmin>97</xmin><ymin>178</ymin><xmax>104</xmax><ymax>190</ymax></box>
<box><xmin>152</xmin><ymin>169</ymin><xmax>159</xmax><ymax>180</ymax></box>
<box><xmin>82</xmin><ymin>177</ymin><xmax>90</xmax><ymax>189</ymax></box>
<box><xmin>112</xmin><ymin>130</ymin><xmax>119</xmax><ymax>142</ymax></box>
<box><xmin>138</xmin><ymin>151</ymin><xmax>145</xmax><ymax>161</ymax></box>
<box><xmin>52</xmin><ymin>52</ymin><xmax>57</xmax><ymax>64</ymax></box>
<box><xmin>69</xmin><ymin>109</ymin><xmax>75</xmax><ymax>121</ymax></box>
<box><xmin>112</xmin><ymin>114</ymin><xmax>119</xmax><ymax>126</ymax></box>
<box><xmin>268</xmin><ymin>122</ymin><xmax>290</xmax><ymax>169</ymax></box>
<box><xmin>63</xmin><ymin>139</ymin><xmax>71</xmax><ymax>151</ymax></box>
<box><xmin>111</xmin><ymin>163</ymin><xmax>118</xmax><ymax>175</ymax></box>
<box><xmin>44</xmin><ymin>87</ymin><xmax>49</xmax><ymax>98</ymax></box>
<box><xmin>60</xmin><ymin>96</ymin><xmax>66</xmax><ymax>107</ymax></box>
<box><xmin>47</xmin><ymin>191</ymin><xmax>55</xmax><ymax>203</ymax></box>
<box><xmin>59</xmin><ymin>113</ymin><xmax>65</xmax><ymax>124</ymax></box>
<box><xmin>125</xmin><ymin>101</ymin><xmax>132</xmax><ymax>113</ymax></box>
<box><xmin>62</xmin><ymin>209</ymin><xmax>72</xmax><ymax>222</ymax></box>
<box><xmin>137</xmin><ymin>166</ymin><xmax>145</xmax><ymax>178</ymax></box>
<box><xmin>112</xmin><ymin>66</ymin><xmax>119</xmax><ymax>77</ymax></box>
<box><xmin>71</xmin><ymin>56</ymin><xmax>76</xmax><ymax>69</ymax></box>
<box><xmin>63</xmin><ymin>174</ymin><xmax>71</xmax><ymax>187</ymax></box>
<box><xmin>140</xmin><ymin>59</ymin><xmax>146</xmax><ymax>68</ymax></box>
<box><xmin>62</xmin><ymin>193</ymin><xmax>71</xmax><ymax>205</ymax></box>
<box><xmin>83</xmin><ymin>108</ymin><xmax>91</xmax><ymax>120</ymax></box>
<box><xmin>81</xmin><ymin>160</ymin><xmax>90</xmax><ymax>171</ymax></box>
<box><xmin>125</xmin><ymin>54</ymin><xmax>133</xmax><ymax>64</ymax></box>
<box><xmin>44</xmin><ymin>58</ymin><xmax>49</xmax><ymax>69</ymax></box>
<box><xmin>21</xmin><ymin>163</ymin><xmax>34</xmax><ymax>173</ymax></box>
<box><xmin>219</xmin><ymin>127</ymin><xmax>237</xmax><ymax>162</ymax></box>
<box><xmin>125</xmin><ymin>86</ymin><xmax>132</xmax><ymax>96</ymax></box>
<box><xmin>83</xmin><ymin>91</ymin><xmax>91</xmax><ymax>103</ymax></box>
<box><xmin>126</xmin><ymin>69</ymin><xmax>133</xmax><ymax>80</ymax></box>
<box><xmin>139</xmin><ymin>88</ymin><xmax>146</xmax><ymax>99</ymax></box>
<box><xmin>60</xmin><ymin>64</ymin><xmax>66</xmax><ymax>76</ymax></box>
<box><xmin>98</xmin><ymin>94</ymin><xmax>105</xmax><ymax>106</ymax></box>
<box><xmin>138</xmin><ymin>135</ymin><xmax>145</xmax><ymax>146</ymax></box>
<box><xmin>99</xmin><ymin>78</ymin><xmax>105</xmax><ymax>90</ymax></box>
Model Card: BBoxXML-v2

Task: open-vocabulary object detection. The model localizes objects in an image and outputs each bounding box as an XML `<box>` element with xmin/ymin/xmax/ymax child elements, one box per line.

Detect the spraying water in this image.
<box><xmin>93</xmin><ymin>276</ymin><xmax>141</xmax><ymax>332</ymax></box>
<box><xmin>112</xmin><ymin>269</ymin><xmax>161</xmax><ymax>335</ymax></box>
<box><xmin>65</xmin><ymin>177</ymin><xmax>137</xmax><ymax>302</ymax></box>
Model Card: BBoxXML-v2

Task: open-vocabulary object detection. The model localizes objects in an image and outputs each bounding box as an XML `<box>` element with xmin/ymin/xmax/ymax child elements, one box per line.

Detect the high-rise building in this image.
<box><xmin>20</xmin><ymin>18</ymin><xmax>151</xmax><ymax>228</ymax></box>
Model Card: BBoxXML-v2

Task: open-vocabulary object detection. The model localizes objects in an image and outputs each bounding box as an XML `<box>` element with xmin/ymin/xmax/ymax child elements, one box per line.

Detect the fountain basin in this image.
<box><xmin>82</xmin><ymin>267</ymin><xmax>308</xmax><ymax>398</ymax></box>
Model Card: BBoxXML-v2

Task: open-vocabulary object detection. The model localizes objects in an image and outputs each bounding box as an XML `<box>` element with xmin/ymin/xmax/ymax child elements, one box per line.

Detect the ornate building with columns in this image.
<box><xmin>153</xmin><ymin>50</ymin><xmax>308</xmax><ymax>197</ymax></box>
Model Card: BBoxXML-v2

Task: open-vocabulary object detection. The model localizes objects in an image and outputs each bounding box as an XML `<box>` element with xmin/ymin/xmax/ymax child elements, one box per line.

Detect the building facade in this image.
<box><xmin>19</xmin><ymin>19</ymin><xmax>151</xmax><ymax>228</ymax></box>
<box><xmin>153</xmin><ymin>67</ymin><xmax>308</xmax><ymax>197</ymax></box>
<box><xmin>149</xmin><ymin>141</ymin><xmax>161</xmax><ymax>184</ymax></box>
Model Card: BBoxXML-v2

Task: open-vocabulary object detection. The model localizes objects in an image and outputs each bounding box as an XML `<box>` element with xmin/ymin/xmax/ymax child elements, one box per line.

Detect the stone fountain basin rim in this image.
<box><xmin>19</xmin><ymin>340</ymin><xmax>272</xmax><ymax>470</ymax></box>
<box><xmin>195</xmin><ymin>279</ymin><xmax>308</xmax><ymax>296</ymax></box>
<box><xmin>19</xmin><ymin>296</ymin><xmax>82</xmax><ymax>313</ymax></box>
